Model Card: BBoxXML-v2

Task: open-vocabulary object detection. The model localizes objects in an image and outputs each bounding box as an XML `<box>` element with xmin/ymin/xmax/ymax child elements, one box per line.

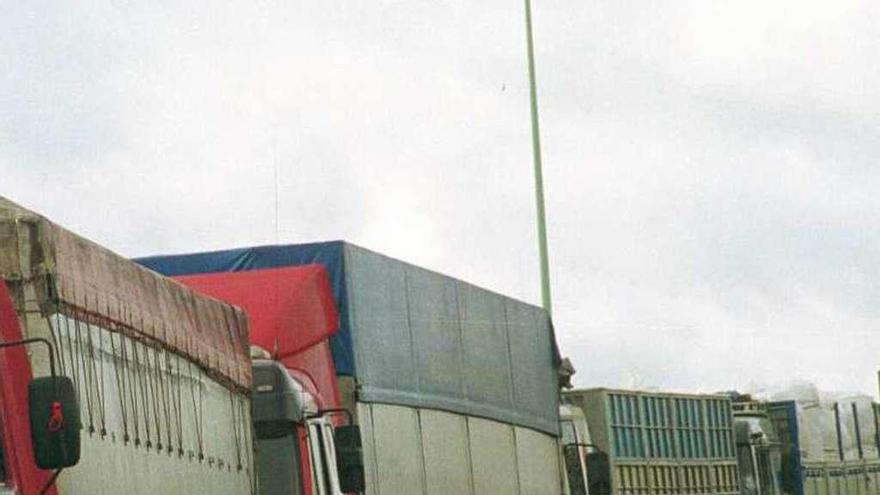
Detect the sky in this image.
<box><xmin>2</xmin><ymin>1</ymin><xmax>879</xmax><ymax>397</ymax></box>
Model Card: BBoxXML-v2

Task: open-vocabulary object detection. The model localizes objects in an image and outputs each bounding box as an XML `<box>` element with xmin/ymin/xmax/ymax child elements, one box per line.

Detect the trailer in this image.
<box><xmin>764</xmin><ymin>398</ymin><xmax>880</xmax><ymax>495</ymax></box>
<box><xmin>138</xmin><ymin>241</ymin><xmax>565</xmax><ymax>495</ymax></box>
<box><xmin>564</xmin><ymin>388</ymin><xmax>741</xmax><ymax>495</ymax></box>
<box><xmin>0</xmin><ymin>196</ymin><xmax>255</xmax><ymax>494</ymax></box>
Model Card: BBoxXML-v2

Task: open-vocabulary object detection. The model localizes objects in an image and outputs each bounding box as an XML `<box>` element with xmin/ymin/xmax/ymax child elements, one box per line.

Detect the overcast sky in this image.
<box><xmin>2</xmin><ymin>1</ymin><xmax>878</xmax><ymax>397</ymax></box>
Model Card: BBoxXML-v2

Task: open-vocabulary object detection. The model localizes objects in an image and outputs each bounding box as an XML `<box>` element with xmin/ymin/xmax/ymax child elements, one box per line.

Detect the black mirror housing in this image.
<box><xmin>334</xmin><ymin>425</ymin><xmax>365</xmax><ymax>493</ymax></box>
<box><xmin>585</xmin><ymin>450</ymin><xmax>612</xmax><ymax>495</ymax></box>
<box><xmin>29</xmin><ymin>376</ymin><xmax>81</xmax><ymax>469</ymax></box>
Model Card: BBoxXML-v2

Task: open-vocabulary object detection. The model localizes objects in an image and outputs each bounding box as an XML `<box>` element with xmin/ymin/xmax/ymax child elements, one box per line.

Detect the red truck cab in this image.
<box><xmin>174</xmin><ymin>266</ymin><xmax>364</xmax><ymax>495</ymax></box>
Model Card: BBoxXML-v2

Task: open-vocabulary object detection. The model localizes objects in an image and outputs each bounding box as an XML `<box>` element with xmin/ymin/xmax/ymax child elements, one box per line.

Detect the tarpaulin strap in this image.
<box><xmin>109</xmin><ymin>330</ymin><xmax>130</xmax><ymax>443</ymax></box>
<box><xmin>62</xmin><ymin>312</ymin><xmax>81</xmax><ymax>411</ymax></box>
<box><xmin>93</xmin><ymin>294</ymin><xmax>109</xmax><ymax>436</ymax></box>
<box><xmin>141</xmin><ymin>332</ymin><xmax>160</xmax><ymax>450</ymax></box>
<box><xmin>73</xmin><ymin>316</ymin><xmax>96</xmax><ymax>434</ymax></box>
<box><xmin>158</xmin><ymin>350</ymin><xmax>173</xmax><ymax>453</ymax></box>
<box><xmin>144</xmin><ymin>345</ymin><xmax>158</xmax><ymax>449</ymax></box>
<box><xmin>132</xmin><ymin>340</ymin><xmax>152</xmax><ymax>448</ymax></box>
<box><xmin>121</xmin><ymin>327</ymin><xmax>141</xmax><ymax>446</ymax></box>
<box><xmin>187</xmin><ymin>360</ymin><xmax>205</xmax><ymax>460</ymax></box>
<box><xmin>229</xmin><ymin>390</ymin><xmax>242</xmax><ymax>470</ymax></box>
<box><xmin>241</xmin><ymin>398</ymin><xmax>252</xmax><ymax>472</ymax></box>
<box><xmin>174</xmin><ymin>355</ymin><xmax>184</xmax><ymax>456</ymax></box>
<box><xmin>145</xmin><ymin>344</ymin><xmax>164</xmax><ymax>451</ymax></box>
<box><xmin>50</xmin><ymin>313</ymin><xmax>67</xmax><ymax>382</ymax></box>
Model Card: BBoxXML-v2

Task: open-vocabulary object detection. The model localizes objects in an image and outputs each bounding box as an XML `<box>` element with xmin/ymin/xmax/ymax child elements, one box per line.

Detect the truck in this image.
<box><xmin>730</xmin><ymin>399</ymin><xmax>784</xmax><ymax>495</ymax></box>
<box><xmin>0</xmin><ymin>196</ymin><xmax>255</xmax><ymax>494</ymax></box>
<box><xmin>563</xmin><ymin>388</ymin><xmax>741</xmax><ymax>495</ymax></box>
<box><xmin>169</xmin><ymin>265</ymin><xmax>364</xmax><ymax>495</ymax></box>
<box><xmin>736</xmin><ymin>396</ymin><xmax>880</xmax><ymax>495</ymax></box>
<box><xmin>137</xmin><ymin>241</ymin><xmax>565</xmax><ymax>495</ymax></box>
<box><xmin>559</xmin><ymin>401</ymin><xmax>609</xmax><ymax>495</ymax></box>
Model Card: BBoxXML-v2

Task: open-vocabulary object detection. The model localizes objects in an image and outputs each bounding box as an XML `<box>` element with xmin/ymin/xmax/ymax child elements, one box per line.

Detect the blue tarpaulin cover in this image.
<box><xmin>137</xmin><ymin>241</ymin><xmax>561</xmax><ymax>435</ymax></box>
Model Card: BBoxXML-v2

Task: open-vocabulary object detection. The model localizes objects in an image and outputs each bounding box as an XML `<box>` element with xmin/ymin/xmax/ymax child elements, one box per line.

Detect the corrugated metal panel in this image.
<box><xmin>802</xmin><ymin>460</ymin><xmax>880</xmax><ymax>495</ymax></box>
<box><xmin>567</xmin><ymin>388</ymin><xmax>740</xmax><ymax>494</ymax></box>
<box><xmin>613</xmin><ymin>461</ymin><xmax>739</xmax><ymax>494</ymax></box>
<box><xmin>577</xmin><ymin>389</ymin><xmax>735</xmax><ymax>461</ymax></box>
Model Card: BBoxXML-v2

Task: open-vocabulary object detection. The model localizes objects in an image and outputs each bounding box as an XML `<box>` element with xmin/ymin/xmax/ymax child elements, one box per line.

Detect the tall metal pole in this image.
<box><xmin>525</xmin><ymin>0</ymin><xmax>553</xmax><ymax>315</ymax></box>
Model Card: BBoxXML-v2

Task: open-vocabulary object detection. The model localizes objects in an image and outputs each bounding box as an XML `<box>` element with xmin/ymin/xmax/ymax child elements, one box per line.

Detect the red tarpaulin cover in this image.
<box><xmin>175</xmin><ymin>266</ymin><xmax>341</xmax><ymax>408</ymax></box>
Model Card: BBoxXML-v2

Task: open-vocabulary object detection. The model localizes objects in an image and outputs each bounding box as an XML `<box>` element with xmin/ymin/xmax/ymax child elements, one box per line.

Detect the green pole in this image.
<box><xmin>525</xmin><ymin>0</ymin><xmax>553</xmax><ymax>315</ymax></box>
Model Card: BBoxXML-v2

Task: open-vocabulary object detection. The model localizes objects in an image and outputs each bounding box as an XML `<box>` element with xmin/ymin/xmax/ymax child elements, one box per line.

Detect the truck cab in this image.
<box><xmin>252</xmin><ymin>357</ymin><xmax>363</xmax><ymax>495</ymax></box>
<box><xmin>733</xmin><ymin>401</ymin><xmax>784</xmax><ymax>495</ymax></box>
<box><xmin>560</xmin><ymin>403</ymin><xmax>610</xmax><ymax>495</ymax></box>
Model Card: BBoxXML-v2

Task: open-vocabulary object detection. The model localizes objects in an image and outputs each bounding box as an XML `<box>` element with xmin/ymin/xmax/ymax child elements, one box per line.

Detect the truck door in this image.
<box><xmin>306</xmin><ymin>418</ymin><xmax>344</xmax><ymax>495</ymax></box>
<box><xmin>561</xmin><ymin>419</ymin><xmax>588</xmax><ymax>495</ymax></box>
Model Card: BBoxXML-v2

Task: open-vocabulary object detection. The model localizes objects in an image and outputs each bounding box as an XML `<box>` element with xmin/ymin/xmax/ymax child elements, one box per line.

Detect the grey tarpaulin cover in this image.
<box><xmin>345</xmin><ymin>245</ymin><xmax>561</xmax><ymax>436</ymax></box>
<box><xmin>0</xmin><ymin>196</ymin><xmax>251</xmax><ymax>392</ymax></box>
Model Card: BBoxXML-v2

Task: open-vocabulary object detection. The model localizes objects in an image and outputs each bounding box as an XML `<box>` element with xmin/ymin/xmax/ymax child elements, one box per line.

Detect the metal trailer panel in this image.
<box><xmin>368</xmin><ymin>403</ymin><xmax>425</xmax><ymax>494</ymax></box>
<box><xmin>567</xmin><ymin>388</ymin><xmax>740</xmax><ymax>495</ymax></box>
<box><xmin>420</xmin><ymin>409</ymin><xmax>474</xmax><ymax>495</ymax></box>
<box><xmin>613</xmin><ymin>460</ymin><xmax>739</xmax><ymax>494</ymax></box>
<box><xmin>801</xmin><ymin>460</ymin><xmax>880</xmax><ymax>495</ymax></box>
<box><xmin>467</xmin><ymin>416</ymin><xmax>520</xmax><ymax>495</ymax></box>
<box><xmin>357</xmin><ymin>403</ymin><xmax>561</xmax><ymax>495</ymax></box>
<box><xmin>514</xmin><ymin>426</ymin><xmax>563</xmax><ymax>495</ymax></box>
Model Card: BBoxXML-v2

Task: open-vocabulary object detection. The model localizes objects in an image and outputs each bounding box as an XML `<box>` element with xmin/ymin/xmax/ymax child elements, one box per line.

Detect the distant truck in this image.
<box><xmin>731</xmin><ymin>400</ymin><xmax>783</xmax><ymax>495</ymax></box>
<box><xmin>733</xmin><ymin>396</ymin><xmax>880</xmax><ymax>495</ymax></box>
<box><xmin>563</xmin><ymin>388</ymin><xmax>741</xmax><ymax>495</ymax></box>
<box><xmin>138</xmin><ymin>241</ymin><xmax>565</xmax><ymax>495</ymax></box>
<box><xmin>559</xmin><ymin>401</ymin><xmax>609</xmax><ymax>495</ymax></box>
<box><xmin>0</xmin><ymin>197</ymin><xmax>255</xmax><ymax>494</ymax></box>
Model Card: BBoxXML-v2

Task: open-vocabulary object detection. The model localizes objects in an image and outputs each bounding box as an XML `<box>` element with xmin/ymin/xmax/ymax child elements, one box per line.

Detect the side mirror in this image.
<box><xmin>585</xmin><ymin>450</ymin><xmax>611</xmax><ymax>495</ymax></box>
<box><xmin>333</xmin><ymin>425</ymin><xmax>365</xmax><ymax>493</ymax></box>
<box><xmin>29</xmin><ymin>376</ymin><xmax>81</xmax><ymax>469</ymax></box>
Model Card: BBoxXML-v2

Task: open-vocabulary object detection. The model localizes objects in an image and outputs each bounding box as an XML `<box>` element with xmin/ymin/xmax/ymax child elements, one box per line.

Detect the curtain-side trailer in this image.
<box><xmin>0</xmin><ymin>196</ymin><xmax>255</xmax><ymax>495</ymax></box>
<box><xmin>138</xmin><ymin>241</ymin><xmax>565</xmax><ymax>495</ymax></box>
<box><xmin>765</xmin><ymin>398</ymin><xmax>880</xmax><ymax>495</ymax></box>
